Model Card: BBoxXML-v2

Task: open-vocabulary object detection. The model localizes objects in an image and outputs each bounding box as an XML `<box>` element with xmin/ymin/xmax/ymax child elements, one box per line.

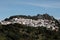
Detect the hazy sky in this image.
<box><xmin>0</xmin><ymin>0</ymin><xmax>60</xmax><ymax>20</ymax></box>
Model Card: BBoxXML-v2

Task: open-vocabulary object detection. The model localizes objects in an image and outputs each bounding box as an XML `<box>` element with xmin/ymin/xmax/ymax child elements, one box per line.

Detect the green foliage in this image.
<box><xmin>0</xmin><ymin>33</ymin><xmax>6</xmax><ymax>40</ymax></box>
<box><xmin>0</xmin><ymin>23</ymin><xmax>60</xmax><ymax>40</ymax></box>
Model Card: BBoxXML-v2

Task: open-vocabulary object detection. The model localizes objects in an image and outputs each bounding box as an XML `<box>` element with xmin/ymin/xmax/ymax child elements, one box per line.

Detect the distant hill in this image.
<box><xmin>0</xmin><ymin>14</ymin><xmax>60</xmax><ymax>40</ymax></box>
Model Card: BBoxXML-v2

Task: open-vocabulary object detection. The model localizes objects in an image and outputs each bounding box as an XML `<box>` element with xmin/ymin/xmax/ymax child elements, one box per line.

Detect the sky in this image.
<box><xmin>0</xmin><ymin>0</ymin><xmax>60</xmax><ymax>20</ymax></box>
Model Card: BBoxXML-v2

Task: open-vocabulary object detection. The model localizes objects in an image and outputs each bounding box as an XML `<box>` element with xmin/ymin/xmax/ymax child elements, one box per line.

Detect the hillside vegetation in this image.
<box><xmin>0</xmin><ymin>23</ymin><xmax>60</xmax><ymax>40</ymax></box>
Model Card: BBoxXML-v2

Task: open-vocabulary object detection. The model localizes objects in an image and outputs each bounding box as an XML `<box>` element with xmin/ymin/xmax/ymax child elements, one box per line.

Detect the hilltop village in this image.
<box><xmin>0</xmin><ymin>17</ymin><xmax>59</xmax><ymax>31</ymax></box>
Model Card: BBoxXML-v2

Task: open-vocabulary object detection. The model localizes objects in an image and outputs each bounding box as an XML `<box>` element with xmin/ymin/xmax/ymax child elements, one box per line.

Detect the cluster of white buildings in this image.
<box><xmin>0</xmin><ymin>18</ymin><xmax>59</xmax><ymax>31</ymax></box>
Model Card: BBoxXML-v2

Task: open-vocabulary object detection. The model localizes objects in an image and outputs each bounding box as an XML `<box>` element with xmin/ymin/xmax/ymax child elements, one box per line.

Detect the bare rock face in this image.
<box><xmin>58</xmin><ymin>19</ymin><xmax>60</xmax><ymax>24</ymax></box>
